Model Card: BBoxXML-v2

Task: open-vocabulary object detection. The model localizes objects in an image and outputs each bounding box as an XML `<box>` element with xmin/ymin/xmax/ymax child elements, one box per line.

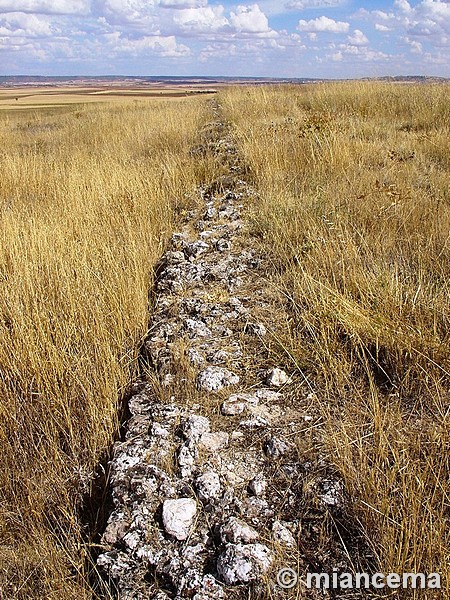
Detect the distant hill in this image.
<box><xmin>0</xmin><ymin>75</ymin><xmax>318</xmax><ymax>87</ymax></box>
<box><xmin>0</xmin><ymin>74</ymin><xmax>448</xmax><ymax>88</ymax></box>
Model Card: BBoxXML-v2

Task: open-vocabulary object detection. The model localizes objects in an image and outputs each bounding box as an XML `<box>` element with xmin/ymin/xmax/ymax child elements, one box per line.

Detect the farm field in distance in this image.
<box><xmin>0</xmin><ymin>86</ymin><xmax>216</xmax><ymax>112</ymax></box>
<box><xmin>0</xmin><ymin>80</ymin><xmax>449</xmax><ymax>599</ymax></box>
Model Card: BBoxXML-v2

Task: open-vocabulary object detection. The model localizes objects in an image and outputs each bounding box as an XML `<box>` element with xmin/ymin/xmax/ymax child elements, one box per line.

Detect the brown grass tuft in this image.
<box><xmin>221</xmin><ymin>82</ymin><xmax>450</xmax><ymax>594</ymax></box>
<box><xmin>0</xmin><ymin>98</ymin><xmax>214</xmax><ymax>599</ymax></box>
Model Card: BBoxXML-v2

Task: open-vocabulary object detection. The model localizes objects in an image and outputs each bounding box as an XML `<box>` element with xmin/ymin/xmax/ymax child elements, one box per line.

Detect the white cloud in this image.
<box><xmin>0</xmin><ymin>0</ymin><xmax>89</xmax><ymax>14</ymax></box>
<box><xmin>286</xmin><ymin>0</ymin><xmax>345</xmax><ymax>9</ymax></box>
<box><xmin>110</xmin><ymin>33</ymin><xmax>190</xmax><ymax>56</ymax></box>
<box><xmin>159</xmin><ymin>0</ymin><xmax>207</xmax><ymax>8</ymax></box>
<box><xmin>407</xmin><ymin>38</ymin><xmax>423</xmax><ymax>53</ymax></box>
<box><xmin>347</xmin><ymin>29</ymin><xmax>368</xmax><ymax>45</ymax></box>
<box><xmin>375</xmin><ymin>23</ymin><xmax>392</xmax><ymax>32</ymax></box>
<box><xmin>0</xmin><ymin>11</ymin><xmax>53</xmax><ymax>35</ymax></box>
<box><xmin>229</xmin><ymin>4</ymin><xmax>270</xmax><ymax>33</ymax></box>
<box><xmin>394</xmin><ymin>0</ymin><xmax>412</xmax><ymax>12</ymax></box>
<box><xmin>328</xmin><ymin>43</ymin><xmax>390</xmax><ymax>64</ymax></box>
<box><xmin>297</xmin><ymin>15</ymin><xmax>349</xmax><ymax>33</ymax></box>
<box><xmin>363</xmin><ymin>0</ymin><xmax>450</xmax><ymax>47</ymax></box>
<box><xmin>173</xmin><ymin>5</ymin><xmax>228</xmax><ymax>33</ymax></box>
<box><xmin>99</xmin><ymin>0</ymin><xmax>157</xmax><ymax>24</ymax></box>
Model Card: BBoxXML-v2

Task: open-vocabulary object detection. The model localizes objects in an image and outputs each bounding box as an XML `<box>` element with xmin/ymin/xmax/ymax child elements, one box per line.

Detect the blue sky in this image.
<box><xmin>0</xmin><ymin>0</ymin><xmax>449</xmax><ymax>77</ymax></box>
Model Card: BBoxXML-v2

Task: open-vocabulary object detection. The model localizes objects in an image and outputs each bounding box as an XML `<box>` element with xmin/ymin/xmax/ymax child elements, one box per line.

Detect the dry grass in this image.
<box><xmin>221</xmin><ymin>82</ymin><xmax>450</xmax><ymax>594</ymax></box>
<box><xmin>0</xmin><ymin>97</ymin><xmax>215</xmax><ymax>599</ymax></box>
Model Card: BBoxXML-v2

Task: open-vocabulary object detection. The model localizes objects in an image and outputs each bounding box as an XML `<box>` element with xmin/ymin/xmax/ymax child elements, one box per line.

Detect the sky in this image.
<box><xmin>0</xmin><ymin>0</ymin><xmax>449</xmax><ymax>77</ymax></box>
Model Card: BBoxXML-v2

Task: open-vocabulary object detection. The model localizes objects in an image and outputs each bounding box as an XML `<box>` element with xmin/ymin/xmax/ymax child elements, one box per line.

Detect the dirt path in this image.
<box><xmin>96</xmin><ymin>101</ymin><xmax>366</xmax><ymax>600</ymax></box>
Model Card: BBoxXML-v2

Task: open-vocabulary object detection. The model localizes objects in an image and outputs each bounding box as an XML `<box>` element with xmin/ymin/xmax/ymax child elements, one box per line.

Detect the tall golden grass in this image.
<box><xmin>0</xmin><ymin>98</ymin><xmax>212</xmax><ymax>599</ymax></box>
<box><xmin>221</xmin><ymin>82</ymin><xmax>450</xmax><ymax>594</ymax></box>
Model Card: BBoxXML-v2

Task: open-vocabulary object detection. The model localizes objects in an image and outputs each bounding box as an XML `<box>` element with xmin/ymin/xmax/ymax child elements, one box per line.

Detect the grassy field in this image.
<box><xmin>221</xmin><ymin>82</ymin><xmax>450</xmax><ymax>595</ymax></box>
<box><xmin>0</xmin><ymin>96</ymin><xmax>216</xmax><ymax>599</ymax></box>
<box><xmin>1</xmin><ymin>82</ymin><xmax>449</xmax><ymax>598</ymax></box>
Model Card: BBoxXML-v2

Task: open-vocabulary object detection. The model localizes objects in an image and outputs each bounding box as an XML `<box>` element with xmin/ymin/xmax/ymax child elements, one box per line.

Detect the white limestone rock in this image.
<box><xmin>199</xmin><ymin>431</ymin><xmax>229</xmax><ymax>452</ymax></box>
<box><xmin>265</xmin><ymin>367</ymin><xmax>289</xmax><ymax>387</ymax></box>
<box><xmin>195</xmin><ymin>471</ymin><xmax>221</xmax><ymax>501</ymax></box>
<box><xmin>197</xmin><ymin>366</ymin><xmax>239</xmax><ymax>392</ymax></box>
<box><xmin>248</xmin><ymin>475</ymin><xmax>267</xmax><ymax>497</ymax></box>
<box><xmin>272</xmin><ymin>520</ymin><xmax>296</xmax><ymax>547</ymax></box>
<box><xmin>180</xmin><ymin>415</ymin><xmax>210</xmax><ymax>441</ymax></box>
<box><xmin>264</xmin><ymin>436</ymin><xmax>288</xmax><ymax>458</ymax></box>
<box><xmin>216</xmin><ymin>543</ymin><xmax>273</xmax><ymax>585</ymax></box>
<box><xmin>162</xmin><ymin>498</ymin><xmax>197</xmax><ymax>541</ymax></box>
<box><xmin>244</xmin><ymin>322</ymin><xmax>267</xmax><ymax>337</ymax></box>
<box><xmin>220</xmin><ymin>517</ymin><xmax>259</xmax><ymax>544</ymax></box>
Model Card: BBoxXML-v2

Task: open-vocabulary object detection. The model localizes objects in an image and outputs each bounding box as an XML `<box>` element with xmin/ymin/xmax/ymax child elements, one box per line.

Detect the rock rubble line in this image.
<box><xmin>97</xmin><ymin>104</ymin><xmax>346</xmax><ymax>600</ymax></box>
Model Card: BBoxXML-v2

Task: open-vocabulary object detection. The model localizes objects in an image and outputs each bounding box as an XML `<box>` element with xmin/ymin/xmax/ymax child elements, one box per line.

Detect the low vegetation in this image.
<box><xmin>2</xmin><ymin>82</ymin><xmax>449</xmax><ymax>599</ymax></box>
<box><xmin>0</xmin><ymin>98</ymin><xmax>214</xmax><ymax>599</ymax></box>
<box><xmin>221</xmin><ymin>82</ymin><xmax>450</xmax><ymax>594</ymax></box>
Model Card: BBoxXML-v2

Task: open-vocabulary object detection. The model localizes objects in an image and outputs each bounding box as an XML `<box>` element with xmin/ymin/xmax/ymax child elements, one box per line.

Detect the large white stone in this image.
<box><xmin>217</xmin><ymin>543</ymin><xmax>273</xmax><ymax>585</ymax></box>
<box><xmin>162</xmin><ymin>498</ymin><xmax>197</xmax><ymax>540</ymax></box>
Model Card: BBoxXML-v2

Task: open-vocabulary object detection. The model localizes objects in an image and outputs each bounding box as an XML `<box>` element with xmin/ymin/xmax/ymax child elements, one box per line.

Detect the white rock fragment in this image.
<box><xmin>180</xmin><ymin>415</ymin><xmax>210</xmax><ymax>441</ymax></box>
<box><xmin>188</xmin><ymin>347</ymin><xmax>206</xmax><ymax>366</ymax></box>
<box><xmin>248</xmin><ymin>475</ymin><xmax>267</xmax><ymax>497</ymax></box>
<box><xmin>264</xmin><ymin>436</ymin><xmax>289</xmax><ymax>458</ymax></box>
<box><xmin>217</xmin><ymin>543</ymin><xmax>273</xmax><ymax>585</ymax></box>
<box><xmin>102</xmin><ymin>513</ymin><xmax>130</xmax><ymax>546</ymax></box>
<box><xmin>197</xmin><ymin>366</ymin><xmax>239</xmax><ymax>392</ymax></box>
<box><xmin>265</xmin><ymin>367</ymin><xmax>289</xmax><ymax>387</ymax></box>
<box><xmin>123</xmin><ymin>530</ymin><xmax>141</xmax><ymax>550</ymax></box>
<box><xmin>184</xmin><ymin>318</ymin><xmax>212</xmax><ymax>338</ymax></box>
<box><xmin>272</xmin><ymin>520</ymin><xmax>296</xmax><ymax>547</ymax></box>
<box><xmin>164</xmin><ymin>250</ymin><xmax>186</xmax><ymax>264</ymax></box>
<box><xmin>183</xmin><ymin>240</ymin><xmax>209</xmax><ymax>258</ymax></box>
<box><xmin>162</xmin><ymin>498</ymin><xmax>197</xmax><ymax>540</ymax></box>
<box><xmin>221</xmin><ymin>400</ymin><xmax>245</xmax><ymax>415</ymax></box>
<box><xmin>254</xmin><ymin>388</ymin><xmax>282</xmax><ymax>402</ymax></box>
<box><xmin>151</xmin><ymin>422</ymin><xmax>170</xmax><ymax>438</ymax></box>
<box><xmin>195</xmin><ymin>471</ymin><xmax>221</xmax><ymax>501</ymax></box>
<box><xmin>199</xmin><ymin>431</ymin><xmax>229</xmax><ymax>452</ymax></box>
<box><xmin>220</xmin><ymin>517</ymin><xmax>259</xmax><ymax>544</ymax></box>
<box><xmin>247</xmin><ymin>403</ymin><xmax>282</xmax><ymax>425</ymax></box>
<box><xmin>244</xmin><ymin>322</ymin><xmax>267</xmax><ymax>336</ymax></box>
<box><xmin>239</xmin><ymin>416</ymin><xmax>269</xmax><ymax>428</ymax></box>
<box><xmin>318</xmin><ymin>479</ymin><xmax>344</xmax><ymax>507</ymax></box>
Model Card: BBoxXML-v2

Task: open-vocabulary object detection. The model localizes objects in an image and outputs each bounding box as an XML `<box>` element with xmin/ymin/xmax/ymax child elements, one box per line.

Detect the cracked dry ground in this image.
<box><xmin>97</xmin><ymin>104</ymin><xmax>373</xmax><ymax>600</ymax></box>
